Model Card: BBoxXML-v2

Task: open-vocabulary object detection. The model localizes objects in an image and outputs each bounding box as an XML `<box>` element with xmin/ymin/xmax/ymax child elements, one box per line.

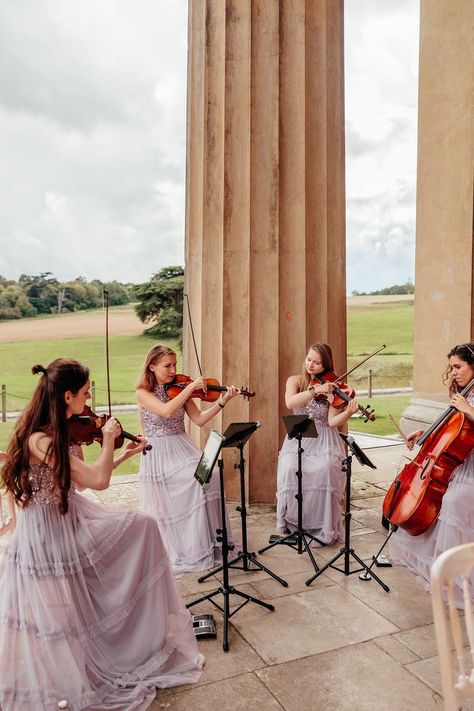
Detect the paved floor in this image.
<box><xmin>0</xmin><ymin>435</ymin><xmax>464</xmax><ymax>710</ymax></box>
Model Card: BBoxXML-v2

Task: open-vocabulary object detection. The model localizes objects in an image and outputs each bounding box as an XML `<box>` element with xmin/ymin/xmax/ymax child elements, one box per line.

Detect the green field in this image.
<box><xmin>0</xmin><ymin>299</ymin><xmax>414</xmax><ymax>452</ymax></box>
<box><xmin>0</xmin><ymin>395</ymin><xmax>410</xmax><ymax>475</ymax></box>
<box><xmin>0</xmin><ymin>335</ymin><xmax>180</xmax><ymax>411</ymax></box>
<box><xmin>0</xmin><ymin>412</ymin><xmax>143</xmax><ymax>475</ymax></box>
<box><xmin>347</xmin><ymin>301</ymin><xmax>413</xmax><ymax>390</ymax></box>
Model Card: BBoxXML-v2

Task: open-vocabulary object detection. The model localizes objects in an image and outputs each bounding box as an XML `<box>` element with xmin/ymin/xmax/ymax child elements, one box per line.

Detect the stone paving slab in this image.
<box><xmin>1</xmin><ymin>440</ymin><xmax>461</xmax><ymax>710</ymax></box>
<box><xmin>256</xmin><ymin>640</ymin><xmax>443</xmax><ymax>711</ymax></box>
<box><xmin>151</xmin><ymin>672</ymin><xmax>284</xmax><ymax>711</ymax></box>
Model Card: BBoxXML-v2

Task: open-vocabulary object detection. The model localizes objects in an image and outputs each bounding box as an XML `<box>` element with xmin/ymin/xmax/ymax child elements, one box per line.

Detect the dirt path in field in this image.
<box><xmin>0</xmin><ymin>307</ymin><xmax>144</xmax><ymax>342</ymax></box>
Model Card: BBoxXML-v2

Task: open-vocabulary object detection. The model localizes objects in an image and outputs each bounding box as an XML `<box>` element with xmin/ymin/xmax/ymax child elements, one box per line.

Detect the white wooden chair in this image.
<box><xmin>431</xmin><ymin>543</ymin><xmax>474</xmax><ymax>710</ymax></box>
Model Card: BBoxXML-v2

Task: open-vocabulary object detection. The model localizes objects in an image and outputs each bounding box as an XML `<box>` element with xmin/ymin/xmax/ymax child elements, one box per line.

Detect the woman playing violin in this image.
<box><xmin>0</xmin><ymin>358</ymin><xmax>203</xmax><ymax>710</ymax></box>
<box><xmin>389</xmin><ymin>343</ymin><xmax>474</xmax><ymax>600</ymax></box>
<box><xmin>276</xmin><ymin>342</ymin><xmax>359</xmax><ymax>544</ymax></box>
<box><xmin>136</xmin><ymin>344</ymin><xmax>239</xmax><ymax>573</ymax></box>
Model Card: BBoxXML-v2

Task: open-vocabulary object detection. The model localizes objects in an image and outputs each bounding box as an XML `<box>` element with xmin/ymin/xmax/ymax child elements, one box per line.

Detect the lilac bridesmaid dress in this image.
<box><xmin>276</xmin><ymin>397</ymin><xmax>345</xmax><ymax>544</ymax></box>
<box><xmin>0</xmin><ymin>449</ymin><xmax>204</xmax><ymax>710</ymax></box>
<box><xmin>139</xmin><ymin>384</ymin><xmax>234</xmax><ymax>573</ymax></box>
<box><xmin>389</xmin><ymin>391</ymin><xmax>474</xmax><ymax>604</ymax></box>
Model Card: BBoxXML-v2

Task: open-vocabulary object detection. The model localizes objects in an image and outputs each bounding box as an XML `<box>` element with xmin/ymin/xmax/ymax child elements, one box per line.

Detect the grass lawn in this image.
<box><xmin>0</xmin><ymin>396</ymin><xmax>410</xmax><ymax>480</ymax></box>
<box><xmin>347</xmin><ymin>302</ymin><xmax>414</xmax><ymax>389</ymax></box>
<box><xmin>0</xmin><ymin>412</ymin><xmax>143</xmax><ymax>476</ymax></box>
<box><xmin>347</xmin><ymin>302</ymin><xmax>414</xmax><ymax>355</ymax></box>
<box><xmin>0</xmin><ymin>336</ymin><xmax>180</xmax><ymax>411</ymax></box>
<box><xmin>350</xmin><ymin>394</ymin><xmax>410</xmax><ymax>437</ymax></box>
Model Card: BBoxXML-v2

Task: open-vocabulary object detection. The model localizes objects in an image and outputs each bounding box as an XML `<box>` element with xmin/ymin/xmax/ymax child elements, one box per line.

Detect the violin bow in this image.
<box><xmin>389</xmin><ymin>414</ymin><xmax>409</xmax><ymax>446</ymax></box>
<box><xmin>336</xmin><ymin>344</ymin><xmax>387</xmax><ymax>383</ymax></box>
<box><xmin>103</xmin><ymin>289</ymin><xmax>112</xmax><ymax>417</ymax></box>
<box><xmin>184</xmin><ymin>292</ymin><xmax>203</xmax><ymax>377</ymax></box>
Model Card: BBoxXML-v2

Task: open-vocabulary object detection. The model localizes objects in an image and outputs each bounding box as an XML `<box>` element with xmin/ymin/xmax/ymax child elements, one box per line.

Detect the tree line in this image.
<box><xmin>0</xmin><ymin>273</ymin><xmax>131</xmax><ymax>319</ymax></box>
<box><xmin>351</xmin><ymin>280</ymin><xmax>414</xmax><ymax>296</ymax></box>
<box><xmin>0</xmin><ymin>267</ymin><xmax>184</xmax><ymax>340</ymax></box>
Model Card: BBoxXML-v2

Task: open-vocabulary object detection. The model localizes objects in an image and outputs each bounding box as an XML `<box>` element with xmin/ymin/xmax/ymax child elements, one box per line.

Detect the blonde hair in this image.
<box><xmin>136</xmin><ymin>345</ymin><xmax>176</xmax><ymax>392</ymax></box>
<box><xmin>297</xmin><ymin>342</ymin><xmax>334</xmax><ymax>392</ymax></box>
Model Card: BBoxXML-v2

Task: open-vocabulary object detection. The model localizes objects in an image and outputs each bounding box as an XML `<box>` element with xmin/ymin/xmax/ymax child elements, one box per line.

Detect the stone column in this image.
<box><xmin>185</xmin><ymin>0</ymin><xmax>346</xmax><ymax>502</ymax></box>
<box><xmin>401</xmin><ymin>0</ymin><xmax>474</xmax><ymax>433</ymax></box>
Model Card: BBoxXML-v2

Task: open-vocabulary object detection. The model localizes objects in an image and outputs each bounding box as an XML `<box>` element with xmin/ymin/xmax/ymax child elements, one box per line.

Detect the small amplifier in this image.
<box><xmin>192</xmin><ymin>614</ymin><xmax>217</xmax><ymax>639</ymax></box>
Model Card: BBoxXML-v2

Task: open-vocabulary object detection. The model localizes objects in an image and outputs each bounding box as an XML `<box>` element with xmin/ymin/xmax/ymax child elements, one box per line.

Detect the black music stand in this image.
<box><xmin>187</xmin><ymin>427</ymin><xmax>275</xmax><ymax>652</ymax></box>
<box><xmin>258</xmin><ymin>415</ymin><xmax>321</xmax><ymax>575</ymax></box>
<box><xmin>197</xmin><ymin>422</ymin><xmax>288</xmax><ymax>588</ymax></box>
<box><xmin>305</xmin><ymin>433</ymin><xmax>389</xmax><ymax>592</ymax></box>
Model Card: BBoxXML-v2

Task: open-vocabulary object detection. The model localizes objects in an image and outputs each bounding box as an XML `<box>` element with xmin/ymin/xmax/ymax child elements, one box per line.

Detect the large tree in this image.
<box><xmin>133</xmin><ymin>267</ymin><xmax>184</xmax><ymax>338</ymax></box>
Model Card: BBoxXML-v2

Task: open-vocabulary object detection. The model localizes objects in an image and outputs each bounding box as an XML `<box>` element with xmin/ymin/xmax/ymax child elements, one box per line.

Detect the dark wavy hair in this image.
<box><xmin>2</xmin><ymin>358</ymin><xmax>89</xmax><ymax>514</ymax></box>
<box><xmin>444</xmin><ymin>343</ymin><xmax>474</xmax><ymax>396</ymax></box>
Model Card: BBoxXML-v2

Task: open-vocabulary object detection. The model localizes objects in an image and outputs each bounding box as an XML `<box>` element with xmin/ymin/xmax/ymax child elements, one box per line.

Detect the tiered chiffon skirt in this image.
<box><xmin>139</xmin><ymin>432</ymin><xmax>233</xmax><ymax>574</ymax></box>
<box><xmin>276</xmin><ymin>425</ymin><xmax>345</xmax><ymax>544</ymax></box>
<box><xmin>0</xmin><ymin>492</ymin><xmax>203</xmax><ymax>710</ymax></box>
<box><xmin>389</xmin><ymin>451</ymin><xmax>474</xmax><ymax>604</ymax></box>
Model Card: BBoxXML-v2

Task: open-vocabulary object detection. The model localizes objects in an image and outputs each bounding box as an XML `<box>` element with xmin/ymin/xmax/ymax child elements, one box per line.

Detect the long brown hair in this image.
<box><xmin>136</xmin><ymin>345</ymin><xmax>176</xmax><ymax>392</ymax></box>
<box><xmin>444</xmin><ymin>343</ymin><xmax>474</xmax><ymax>396</ymax></box>
<box><xmin>298</xmin><ymin>342</ymin><xmax>334</xmax><ymax>392</ymax></box>
<box><xmin>2</xmin><ymin>358</ymin><xmax>89</xmax><ymax>514</ymax></box>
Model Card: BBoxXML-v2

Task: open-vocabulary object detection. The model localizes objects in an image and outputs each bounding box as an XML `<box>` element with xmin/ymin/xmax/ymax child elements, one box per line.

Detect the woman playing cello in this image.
<box><xmin>389</xmin><ymin>343</ymin><xmax>474</xmax><ymax>597</ymax></box>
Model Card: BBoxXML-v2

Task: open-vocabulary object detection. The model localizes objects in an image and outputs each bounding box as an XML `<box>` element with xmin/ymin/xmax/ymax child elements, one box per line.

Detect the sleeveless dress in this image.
<box><xmin>0</xmin><ymin>449</ymin><xmax>204</xmax><ymax>711</ymax></box>
<box><xmin>276</xmin><ymin>397</ymin><xmax>345</xmax><ymax>544</ymax></box>
<box><xmin>389</xmin><ymin>391</ymin><xmax>474</xmax><ymax>602</ymax></box>
<box><xmin>139</xmin><ymin>385</ymin><xmax>234</xmax><ymax>574</ymax></box>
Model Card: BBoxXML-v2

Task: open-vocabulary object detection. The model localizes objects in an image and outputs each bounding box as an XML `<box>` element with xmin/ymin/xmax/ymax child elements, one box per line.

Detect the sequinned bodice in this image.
<box><xmin>140</xmin><ymin>384</ymin><xmax>186</xmax><ymax>437</ymax></box>
<box><xmin>293</xmin><ymin>396</ymin><xmax>330</xmax><ymax>427</ymax></box>
<box><xmin>28</xmin><ymin>463</ymin><xmax>76</xmax><ymax>505</ymax></box>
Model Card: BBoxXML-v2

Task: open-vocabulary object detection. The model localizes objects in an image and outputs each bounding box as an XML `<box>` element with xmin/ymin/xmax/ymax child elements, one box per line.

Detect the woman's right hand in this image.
<box><xmin>101</xmin><ymin>417</ymin><xmax>122</xmax><ymax>441</ymax></box>
<box><xmin>406</xmin><ymin>429</ymin><xmax>424</xmax><ymax>450</ymax></box>
<box><xmin>309</xmin><ymin>382</ymin><xmax>333</xmax><ymax>396</ymax></box>
<box><xmin>187</xmin><ymin>377</ymin><xmax>207</xmax><ymax>395</ymax></box>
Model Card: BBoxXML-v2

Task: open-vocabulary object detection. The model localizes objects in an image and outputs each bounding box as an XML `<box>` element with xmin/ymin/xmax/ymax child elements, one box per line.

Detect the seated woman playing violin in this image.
<box><xmin>276</xmin><ymin>341</ymin><xmax>359</xmax><ymax>545</ymax></box>
<box><xmin>135</xmin><ymin>344</ymin><xmax>240</xmax><ymax>574</ymax></box>
<box><xmin>389</xmin><ymin>343</ymin><xmax>474</xmax><ymax>604</ymax></box>
<box><xmin>0</xmin><ymin>358</ymin><xmax>203</xmax><ymax>710</ymax></box>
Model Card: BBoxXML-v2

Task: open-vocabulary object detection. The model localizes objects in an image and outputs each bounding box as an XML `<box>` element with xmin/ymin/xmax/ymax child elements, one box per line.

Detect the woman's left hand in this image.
<box><xmin>220</xmin><ymin>385</ymin><xmax>239</xmax><ymax>405</ymax></box>
<box><xmin>123</xmin><ymin>435</ymin><xmax>148</xmax><ymax>457</ymax></box>
<box><xmin>451</xmin><ymin>393</ymin><xmax>472</xmax><ymax>415</ymax></box>
<box><xmin>346</xmin><ymin>399</ymin><xmax>360</xmax><ymax>417</ymax></box>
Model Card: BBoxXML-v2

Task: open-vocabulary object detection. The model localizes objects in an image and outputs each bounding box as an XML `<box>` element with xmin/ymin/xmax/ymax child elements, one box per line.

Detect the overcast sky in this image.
<box><xmin>0</xmin><ymin>0</ymin><xmax>419</xmax><ymax>293</ymax></box>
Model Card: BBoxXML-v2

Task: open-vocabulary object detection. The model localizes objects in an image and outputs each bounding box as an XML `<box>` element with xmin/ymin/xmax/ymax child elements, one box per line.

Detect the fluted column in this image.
<box><xmin>185</xmin><ymin>0</ymin><xmax>346</xmax><ymax>502</ymax></box>
<box><xmin>401</xmin><ymin>0</ymin><xmax>474</xmax><ymax>433</ymax></box>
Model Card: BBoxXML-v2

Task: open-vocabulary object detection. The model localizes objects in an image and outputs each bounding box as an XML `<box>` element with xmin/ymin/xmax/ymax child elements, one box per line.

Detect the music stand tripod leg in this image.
<box><xmin>259</xmin><ymin>430</ymin><xmax>320</xmax><ymax>575</ymax></box>
<box><xmin>187</xmin><ymin>454</ymin><xmax>275</xmax><ymax>652</ymax></box>
<box><xmin>199</xmin><ymin>440</ymin><xmax>288</xmax><ymax>587</ymax></box>
<box><xmin>305</xmin><ymin>452</ymin><xmax>390</xmax><ymax>593</ymax></box>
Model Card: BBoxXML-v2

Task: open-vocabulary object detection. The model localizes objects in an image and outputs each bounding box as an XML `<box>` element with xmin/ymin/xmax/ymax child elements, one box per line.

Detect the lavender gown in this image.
<box><xmin>390</xmin><ymin>392</ymin><xmax>474</xmax><ymax>602</ymax></box>
<box><xmin>0</xmin><ymin>450</ymin><xmax>204</xmax><ymax>711</ymax></box>
<box><xmin>276</xmin><ymin>397</ymin><xmax>345</xmax><ymax>544</ymax></box>
<box><xmin>139</xmin><ymin>385</ymin><xmax>234</xmax><ymax>574</ymax></box>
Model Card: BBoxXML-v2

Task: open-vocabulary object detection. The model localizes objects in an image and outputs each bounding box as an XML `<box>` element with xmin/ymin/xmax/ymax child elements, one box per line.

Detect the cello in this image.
<box><xmin>382</xmin><ymin>376</ymin><xmax>474</xmax><ymax>535</ymax></box>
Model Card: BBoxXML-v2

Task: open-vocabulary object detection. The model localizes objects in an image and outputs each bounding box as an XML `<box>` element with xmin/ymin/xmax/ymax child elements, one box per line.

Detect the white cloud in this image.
<box><xmin>345</xmin><ymin>0</ymin><xmax>420</xmax><ymax>293</ymax></box>
<box><xmin>0</xmin><ymin>0</ymin><xmax>420</xmax><ymax>292</ymax></box>
<box><xmin>0</xmin><ymin>0</ymin><xmax>188</xmax><ymax>284</ymax></box>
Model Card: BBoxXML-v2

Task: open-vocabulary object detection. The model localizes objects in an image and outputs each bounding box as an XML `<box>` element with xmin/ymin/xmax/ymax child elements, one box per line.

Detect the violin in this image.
<box><xmin>310</xmin><ymin>370</ymin><xmax>376</xmax><ymax>422</ymax></box>
<box><xmin>382</xmin><ymin>377</ymin><xmax>474</xmax><ymax>535</ymax></box>
<box><xmin>164</xmin><ymin>374</ymin><xmax>255</xmax><ymax>402</ymax></box>
<box><xmin>69</xmin><ymin>405</ymin><xmax>152</xmax><ymax>452</ymax></box>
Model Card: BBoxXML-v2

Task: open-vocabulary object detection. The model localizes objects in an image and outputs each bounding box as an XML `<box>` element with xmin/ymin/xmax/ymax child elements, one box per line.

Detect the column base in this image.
<box><xmin>399</xmin><ymin>397</ymin><xmax>448</xmax><ymax>437</ymax></box>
